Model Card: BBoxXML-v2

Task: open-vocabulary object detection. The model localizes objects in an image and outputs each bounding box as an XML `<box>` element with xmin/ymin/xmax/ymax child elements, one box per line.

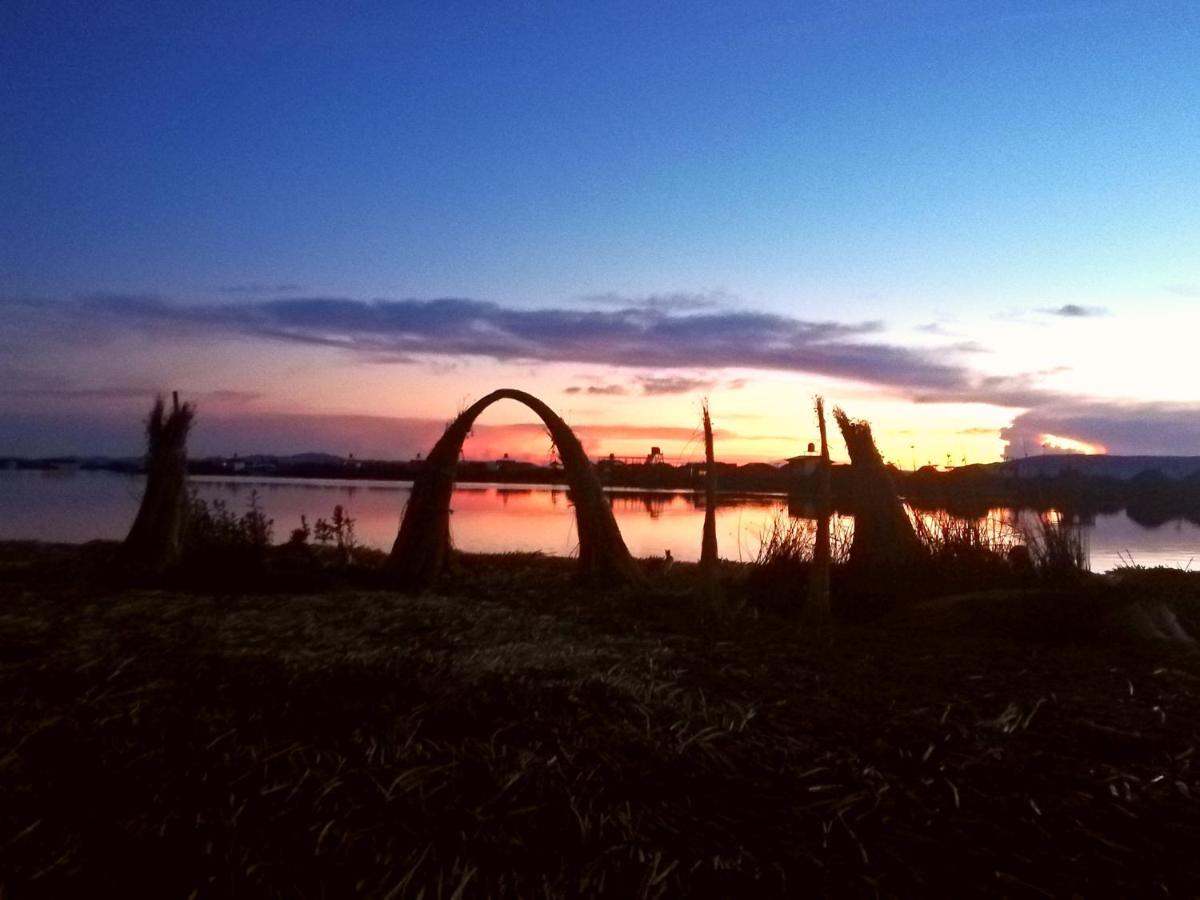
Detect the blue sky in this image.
<box><xmin>2</xmin><ymin>2</ymin><xmax>1199</xmax><ymax>459</ymax></box>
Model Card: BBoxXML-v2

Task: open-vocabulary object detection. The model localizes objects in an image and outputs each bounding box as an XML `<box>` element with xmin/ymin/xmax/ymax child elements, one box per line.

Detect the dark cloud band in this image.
<box><xmin>9</xmin><ymin>293</ymin><xmax>973</xmax><ymax>394</ymax></box>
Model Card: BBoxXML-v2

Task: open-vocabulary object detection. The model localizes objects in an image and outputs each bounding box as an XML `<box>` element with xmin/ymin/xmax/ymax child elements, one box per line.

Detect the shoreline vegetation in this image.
<box><xmin>3</xmin><ymin>393</ymin><xmax>1199</xmax><ymax>895</ymax></box>
<box><xmin>8</xmin><ymin>451</ymin><xmax>1200</xmax><ymax>524</ymax></box>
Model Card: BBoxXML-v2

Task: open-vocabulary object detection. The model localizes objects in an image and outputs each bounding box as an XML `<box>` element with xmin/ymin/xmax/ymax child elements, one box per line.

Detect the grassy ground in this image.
<box><xmin>2</xmin><ymin>542</ymin><xmax>1200</xmax><ymax>897</ymax></box>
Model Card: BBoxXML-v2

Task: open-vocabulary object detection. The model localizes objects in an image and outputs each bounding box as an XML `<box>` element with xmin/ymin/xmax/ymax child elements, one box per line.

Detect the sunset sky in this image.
<box><xmin>3</xmin><ymin>2</ymin><xmax>1198</xmax><ymax>466</ymax></box>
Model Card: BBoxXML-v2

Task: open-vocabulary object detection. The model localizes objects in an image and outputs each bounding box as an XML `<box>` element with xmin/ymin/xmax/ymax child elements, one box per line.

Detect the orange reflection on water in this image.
<box><xmin>1</xmin><ymin>472</ymin><xmax>1197</xmax><ymax>572</ymax></box>
<box><xmin>446</xmin><ymin>486</ymin><xmax>788</xmax><ymax>562</ymax></box>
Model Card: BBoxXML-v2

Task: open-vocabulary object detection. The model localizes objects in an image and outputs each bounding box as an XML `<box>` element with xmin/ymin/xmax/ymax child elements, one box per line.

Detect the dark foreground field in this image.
<box><xmin>2</xmin><ymin>542</ymin><xmax>1200</xmax><ymax>897</ymax></box>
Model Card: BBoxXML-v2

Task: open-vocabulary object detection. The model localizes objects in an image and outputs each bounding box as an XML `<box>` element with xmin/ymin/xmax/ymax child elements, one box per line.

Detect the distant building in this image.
<box><xmin>783</xmin><ymin>451</ymin><xmax>822</xmax><ymax>477</ymax></box>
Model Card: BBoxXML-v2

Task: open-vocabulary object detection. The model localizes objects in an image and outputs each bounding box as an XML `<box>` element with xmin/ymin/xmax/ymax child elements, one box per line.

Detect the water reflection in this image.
<box><xmin>0</xmin><ymin>470</ymin><xmax>1197</xmax><ymax>572</ymax></box>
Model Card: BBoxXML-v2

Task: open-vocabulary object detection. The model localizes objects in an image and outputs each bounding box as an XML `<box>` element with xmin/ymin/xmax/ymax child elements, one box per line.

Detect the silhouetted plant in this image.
<box><xmin>183</xmin><ymin>489</ymin><xmax>274</xmax><ymax>573</ymax></box>
<box><xmin>912</xmin><ymin>511</ymin><xmax>1021</xmax><ymax>565</ymax></box>
<box><xmin>289</xmin><ymin>514</ymin><xmax>312</xmax><ymax>546</ymax></box>
<box><xmin>1021</xmin><ymin>512</ymin><xmax>1088</xmax><ymax>581</ymax></box>
<box><xmin>314</xmin><ymin>504</ymin><xmax>357</xmax><ymax>563</ymax></box>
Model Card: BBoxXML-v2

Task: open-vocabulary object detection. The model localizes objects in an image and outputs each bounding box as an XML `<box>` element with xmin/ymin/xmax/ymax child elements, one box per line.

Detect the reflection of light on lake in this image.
<box><xmin>1</xmin><ymin>471</ymin><xmax>1198</xmax><ymax>572</ymax></box>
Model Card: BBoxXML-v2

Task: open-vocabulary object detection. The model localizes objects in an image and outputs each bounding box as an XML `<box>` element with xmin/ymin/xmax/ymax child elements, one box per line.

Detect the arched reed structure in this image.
<box><xmin>388</xmin><ymin>389</ymin><xmax>644</xmax><ymax>590</ymax></box>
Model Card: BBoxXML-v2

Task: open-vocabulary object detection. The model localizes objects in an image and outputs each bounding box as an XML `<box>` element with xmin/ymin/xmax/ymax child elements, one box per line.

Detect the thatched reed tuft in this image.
<box><xmin>121</xmin><ymin>392</ymin><xmax>195</xmax><ymax>572</ymax></box>
<box><xmin>833</xmin><ymin>406</ymin><xmax>920</xmax><ymax>567</ymax></box>
<box><xmin>388</xmin><ymin>388</ymin><xmax>643</xmax><ymax>591</ymax></box>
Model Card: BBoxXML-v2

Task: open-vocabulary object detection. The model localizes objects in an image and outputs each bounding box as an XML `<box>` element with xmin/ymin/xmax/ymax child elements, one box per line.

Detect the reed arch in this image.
<box><xmin>388</xmin><ymin>388</ymin><xmax>644</xmax><ymax>590</ymax></box>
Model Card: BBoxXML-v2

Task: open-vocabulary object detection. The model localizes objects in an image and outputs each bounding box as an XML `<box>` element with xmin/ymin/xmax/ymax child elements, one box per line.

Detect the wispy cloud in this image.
<box><xmin>565</xmin><ymin>375</ymin><xmax>749</xmax><ymax>397</ymax></box>
<box><xmin>1163</xmin><ymin>283</ymin><xmax>1200</xmax><ymax>299</ymax></box>
<box><xmin>574</xmin><ymin>290</ymin><xmax>732</xmax><ymax>312</ymax></box>
<box><xmin>564</xmin><ymin>384</ymin><xmax>628</xmax><ymax>396</ymax></box>
<box><xmin>914</xmin><ymin>371</ymin><xmax>1067</xmax><ymax>409</ymax></box>
<box><xmin>636</xmin><ymin>376</ymin><xmax>716</xmax><ymax>396</ymax></box>
<box><xmin>0</xmin><ymin>383</ymin><xmax>262</xmax><ymax>405</ymax></box>
<box><xmin>218</xmin><ymin>283</ymin><xmax>305</xmax><ymax>294</ymax></box>
<box><xmin>1042</xmin><ymin>303</ymin><xmax>1106</xmax><ymax>318</ymax></box>
<box><xmin>2</xmin><ymin>293</ymin><xmax>975</xmax><ymax>395</ymax></box>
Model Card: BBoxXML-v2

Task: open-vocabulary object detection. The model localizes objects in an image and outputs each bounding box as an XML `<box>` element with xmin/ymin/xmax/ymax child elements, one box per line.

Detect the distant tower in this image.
<box><xmin>807</xmin><ymin>442</ymin><xmax>816</xmax><ymax>454</ymax></box>
<box><xmin>646</xmin><ymin>446</ymin><xmax>664</xmax><ymax>465</ymax></box>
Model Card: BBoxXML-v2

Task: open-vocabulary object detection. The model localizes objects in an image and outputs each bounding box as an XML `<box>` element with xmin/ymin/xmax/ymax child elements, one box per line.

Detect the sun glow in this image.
<box><xmin>1038</xmin><ymin>433</ymin><xmax>1107</xmax><ymax>455</ymax></box>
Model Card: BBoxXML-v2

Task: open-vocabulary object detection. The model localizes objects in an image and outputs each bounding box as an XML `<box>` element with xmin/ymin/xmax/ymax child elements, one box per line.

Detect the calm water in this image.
<box><xmin>1</xmin><ymin>469</ymin><xmax>1198</xmax><ymax>572</ymax></box>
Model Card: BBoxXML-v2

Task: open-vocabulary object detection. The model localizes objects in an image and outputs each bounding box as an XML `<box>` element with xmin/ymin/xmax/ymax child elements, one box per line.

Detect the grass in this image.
<box><xmin>2</xmin><ymin>543</ymin><xmax>1200</xmax><ymax>897</ymax></box>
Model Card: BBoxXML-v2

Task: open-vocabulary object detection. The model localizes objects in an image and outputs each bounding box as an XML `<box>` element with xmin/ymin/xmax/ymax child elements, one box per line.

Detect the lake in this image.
<box><xmin>1</xmin><ymin>469</ymin><xmax>1198</xmax><ymax>572</ymax></box>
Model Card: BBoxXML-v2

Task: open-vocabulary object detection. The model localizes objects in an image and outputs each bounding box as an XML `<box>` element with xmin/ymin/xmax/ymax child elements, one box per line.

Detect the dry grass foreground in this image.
<box><xmin>2</xmin><ymin>542</ymin><xmax>1200</xmax><ymax>897</ymax></box>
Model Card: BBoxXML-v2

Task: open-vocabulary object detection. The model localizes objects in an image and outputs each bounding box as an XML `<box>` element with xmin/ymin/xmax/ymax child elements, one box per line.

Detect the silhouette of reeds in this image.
<box><xmin>1020</xmin><ymin>512</ymin><xmax>1089</xmax><ymax>581</ymax></box>
<box><xmin>752</xmin><ymin>512</ymin><xmax>852</xmax><ymax>573</ymax></box>
<box><xmin>121</xmin><ymin>392</ymin><xmax>194</xmax><ymax>573</ymax></box>
<box><xmin>833</xmin><ymin>407</ymin><xmax>921</xmax><ymax>567</ymax></box>
<box><xmin>912</xmin><ymin>510</ymin><xmax>1021</xmax><ymax>564</ymax></box>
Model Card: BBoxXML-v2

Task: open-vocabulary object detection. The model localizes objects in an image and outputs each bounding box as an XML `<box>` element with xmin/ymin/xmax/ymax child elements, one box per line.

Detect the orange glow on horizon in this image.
<box><xmin>1038</xmin><ymin>433</ymin><xmax>1107</xmax><ymax>455</ymax></box>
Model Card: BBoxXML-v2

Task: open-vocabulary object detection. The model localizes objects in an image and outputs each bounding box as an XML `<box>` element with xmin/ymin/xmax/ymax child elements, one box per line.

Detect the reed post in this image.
<box><xmin>802</xmin><ymin>396</ymin><xmax>833</xmax><ymax>635</ymax></box>
<box><xmin>698</xmin><ymin>399</ymin><xmax>725</xmax><ymax>612</ymax></box>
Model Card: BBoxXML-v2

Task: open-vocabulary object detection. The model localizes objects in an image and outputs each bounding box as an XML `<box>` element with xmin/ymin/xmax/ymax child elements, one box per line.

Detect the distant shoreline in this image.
<box><xmin>6</xmin><ymin>455</ymin><xmax>1200</xmax><ymax>521</ymax></box>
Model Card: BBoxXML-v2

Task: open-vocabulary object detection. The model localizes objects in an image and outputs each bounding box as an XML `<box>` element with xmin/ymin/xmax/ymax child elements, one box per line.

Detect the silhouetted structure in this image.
<box><xmin>122</xmin><ymin>392</ymin><xmax>195</xmax><ymax>572</ymax></box>
<box><xmin>834</xmin><ymin>406</ymin><xmax>920</xmax><ymax>566</ymax></box>
<box><xmin>388</xmin><ymin>389</ymin><xmax>643</xmax><ymax>590</ymax></box>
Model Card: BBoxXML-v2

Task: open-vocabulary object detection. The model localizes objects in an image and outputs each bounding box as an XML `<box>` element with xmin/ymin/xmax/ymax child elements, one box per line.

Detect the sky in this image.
<box><xmin>2</xmin><ymin>1</ymin><xmax>1199</xmax><ymax>465</ymax></box>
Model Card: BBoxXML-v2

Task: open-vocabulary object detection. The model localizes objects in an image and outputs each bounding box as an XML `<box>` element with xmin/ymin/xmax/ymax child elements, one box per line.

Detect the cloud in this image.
<box><xmin>564</xmin><ymin>384</ymin><xmax>628</xmax><ymax>396</ymax></box>
<box><xmin>204</xmin><ymin>390</ymin><xmax>263</xmax><ymax>404</ymax></box>
<box><xmin>1163</xmin><ymin>283</ymin><xmax>1200</xmax><ymax>299</ymax></box>
<box><xmin>1001</xmin><ymin>400</ymin><xmax>1200</xmax><ymax>457</ymax></box>
<box><xmin>636</xmin><ymin>376</ymin><xmax>715</xmax><ymax>396</ymax></box>
<box><xmin>0</xmin><ymin>383</ymin><xmax>262</xmax><ymax>405</ymax></box>
<box><xmin>1042</xmin><ymin>304</ymin><xmax>1106</xmax><ymax>318</ymax></box>
<box><xmin>957</xmin><ymin>426</ymin><xmax>999</xmax><ymax>436</ymax></box>
<box><xmin>575</xmin><ymin>290</ymin><xmax>732</xmax><ymax>312</ymax></box>
<box><xmin>566</xmin><ymin>375</ymin><xmax>749</xmax><ymax>397</ymax></box>
<box><xmin>914</xmin><ymin>371</ymin><xmax>1069</xmax><ymax>409</ymax></box>
<box><xmin>218</xmin><ymin>283</ymin><xmax>305</xmax><ymax>294</ymax></box>
<box><xmin>2</xmin><ymin>293</ymin><xmax>976</xmax><ymax>396</ymax></box>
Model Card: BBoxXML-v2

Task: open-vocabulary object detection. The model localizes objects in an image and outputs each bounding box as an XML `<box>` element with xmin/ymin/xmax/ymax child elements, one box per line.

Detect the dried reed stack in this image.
<box><xmin>389</xmin><ymin>388</ymin><xmax>643</xmax><ymax>590</ymax></box>
<box><xmin>802</xmin><ymin>396</ymin><xmax>833</xmax><ymax>632</ymax></box>
<box><xmin>833</xmin><ymin>406</ymin><xmax>920</xmax><ymax>567</ymax></box>
<box><xmin>122</xmin><ymin>392</ymin><xmax>195</xmax><ymax>572</ymax></box>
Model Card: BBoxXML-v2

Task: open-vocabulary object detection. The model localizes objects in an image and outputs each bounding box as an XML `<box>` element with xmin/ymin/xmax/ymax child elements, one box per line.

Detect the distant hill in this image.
<box><xmin>970</xmin><ymin>455</ymin><xmax>1200</xmax><ymax>481</ymax></box>
<box><xmin>282</xmin><ymin>452</ymin><xmax>349</xmax><ymax>465</ymax></box>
